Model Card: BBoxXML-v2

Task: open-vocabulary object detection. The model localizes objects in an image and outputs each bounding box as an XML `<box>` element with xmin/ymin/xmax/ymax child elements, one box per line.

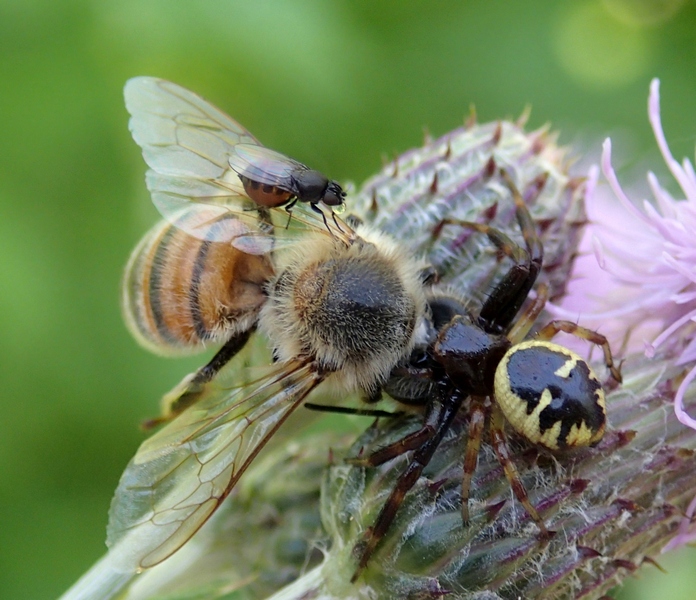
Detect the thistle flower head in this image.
<box><xmin>272</xmin><ymin>108</ymin><xmax>696</xmax><ymax>599</ymax></box>
<box><xmin>351</xmin><ymin>115</ymin><xmax>586</xmax><ymax>308</ymax></box>
<box><xmin>311</xmin><ymin>361</ymin><xmax>695</xmax><ymax>599</ymax></box>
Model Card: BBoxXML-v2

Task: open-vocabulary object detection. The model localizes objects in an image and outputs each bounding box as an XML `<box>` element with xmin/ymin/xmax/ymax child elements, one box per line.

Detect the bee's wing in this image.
<box><xmin>125</xmin><ymin>77</ymin><xmax>260</xmax><ymax>214</ymax></box>
<box><xmin>106</xmin><ymin>361</ymin><xmax>322</xmax><ymax>573</ymax></box>
<box><xmin>149</xmin><ymin>200</ymin><xmax>352</xmax><ymax>256</ymax></box>
<box><xmin>228</xmin><ymin>143</ymin><xmax>307</xmax><ymax>191</ymax></box>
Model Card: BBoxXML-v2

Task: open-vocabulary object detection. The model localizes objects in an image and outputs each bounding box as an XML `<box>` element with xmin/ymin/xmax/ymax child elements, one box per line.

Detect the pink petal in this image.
<box><xmin>674</xmin><ymin>364</ymin><xmax>696</xmax><ymax>429</ymax></box>
<box><xmin>601</xmin><ymin>139</ymin><xmax>652</xmax><ymax>224</ymax></box>
<box><xmin>662</xmin><ymin>491</ymin><xmax>696</xmax><ymax>552</ymax></box>
<box><xmin>648</xmin><ymin>79</ymin><xmax>696</xmax><ymax>203</ymax></box>
<box><xmin>649</xmin><ymin>310</ymin><xmax>696</xmax><ymax>352</ymax></box>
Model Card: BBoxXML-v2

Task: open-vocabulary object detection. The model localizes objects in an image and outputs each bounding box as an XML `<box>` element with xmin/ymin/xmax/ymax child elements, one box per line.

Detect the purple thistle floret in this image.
<box><xmin>557</xmin><ymin>79</ymin><xmax>696</xmax><ymax>551</ymax></box>
<box><xmin>599</xmin><ymin>80</ymin><xmax>696</xmax><ymax>433</ymax></box>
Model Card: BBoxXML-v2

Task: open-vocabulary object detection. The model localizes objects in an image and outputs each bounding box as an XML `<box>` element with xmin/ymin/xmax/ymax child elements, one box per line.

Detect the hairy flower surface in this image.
<box><xmin>308</xmin><ymin>356</ymin><xmax>694</xmax><ymax>599</ymax></box>
<box><xmin>350</xmin><ymin>115</ymin><xmax>585</xmax><ymax>307</ymax></box>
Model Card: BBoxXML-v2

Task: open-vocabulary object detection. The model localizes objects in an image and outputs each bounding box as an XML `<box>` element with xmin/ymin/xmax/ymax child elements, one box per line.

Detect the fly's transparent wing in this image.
<box><xmin>125</xmin><ymin>77</ymin><xmax>259</xmax><ymax>217</ymax></box>
<box><xmin>106</xmin><ymin>361</ymin><xmax>322</xmax><ymax>573</ymax></box>
<box><xmin>229</xmin><ymin>143</ymin><xmax>306</xmax><ymax>190</ymax></box>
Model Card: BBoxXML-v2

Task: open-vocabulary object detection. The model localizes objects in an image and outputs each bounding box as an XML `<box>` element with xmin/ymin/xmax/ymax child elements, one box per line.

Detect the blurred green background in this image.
<box><xmin>1</xmin><ymin>1</ymin><xmax>695</xmax><ymax>598</ymax></box>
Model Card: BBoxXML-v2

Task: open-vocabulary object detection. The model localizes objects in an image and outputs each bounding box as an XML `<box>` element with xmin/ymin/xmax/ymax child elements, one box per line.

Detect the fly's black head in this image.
<box><xmin>323</xmin><ymin>180</ymin><xmax>346</xmax><ymax>207</ymax></box>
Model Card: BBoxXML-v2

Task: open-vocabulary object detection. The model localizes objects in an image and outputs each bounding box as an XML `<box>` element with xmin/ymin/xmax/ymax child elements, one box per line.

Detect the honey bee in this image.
<box><xmin>109</xmin><ymin>78</ymin><xmax>430</xmax><ymax>574</ymax></box>
<box><xmin>122</xmin><ymin>206</ymin><xmax>274</xmax><ymax>357</ymax></box>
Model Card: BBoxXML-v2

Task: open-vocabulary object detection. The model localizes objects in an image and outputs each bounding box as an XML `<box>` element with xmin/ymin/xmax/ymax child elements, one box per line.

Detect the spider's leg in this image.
<box><xmin>500</xmin><ymin>169</ymin><xmax>544</xmax><ymax>269</ymax></box>
<box><xmin>535</xmin><ymin>320</ymin><xmax>622</xmax><ymax>383</ymax></box>
<box><xmin>490</xmin><ymin>402</ymin><xmax>550</xmax><ymax>537</ymax></box>
<box><xmin>304</xmin><ymin>403</ymin><xmax>402</xmax><ymax>419</ymax></box>
<box><xmin>434</xmin><ymin>217</ymin><xmax>532</xmax><ymax>333</ymax></box>
<box><xmin>478</xmin><ymin>170</ymin><xmax>544</xmax><ymax>332</ymax></box>
<box><xmin>351</xmin><ymin>385</ymin><xmax>465</xmax><ymax>581</ymax></box>
<box><xmin>433</xmin><ymin>171</ymin><xmax>545</xmax><ymax>334</ymax></box>
<box><xmin>506</xmin><ymin>283</ymin><xmax>549</xmax><ymax>344</ymax></box>
<box><xmin>461</xmin><ymin>395</ymin><xmax>488</xmax><ymax>524</ymax></box>
<box><xmin>346</xmin><ymin>420</ymin><xmax>433</xmax><ymax>467</ymax></box>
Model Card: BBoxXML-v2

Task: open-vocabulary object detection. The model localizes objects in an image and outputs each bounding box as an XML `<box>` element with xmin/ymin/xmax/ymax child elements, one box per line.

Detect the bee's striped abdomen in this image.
<box><xmin>122</xmin><ymin>210</ymin><xmax>274</xmax><ymax>355</ymax></box>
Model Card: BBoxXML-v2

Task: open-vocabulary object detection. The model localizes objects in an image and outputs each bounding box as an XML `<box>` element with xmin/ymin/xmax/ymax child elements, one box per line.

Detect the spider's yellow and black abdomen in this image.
<box><xmin>494</xmin><ymin>340</ymin><xmax>606</xmax><ymax>451</ymax></box>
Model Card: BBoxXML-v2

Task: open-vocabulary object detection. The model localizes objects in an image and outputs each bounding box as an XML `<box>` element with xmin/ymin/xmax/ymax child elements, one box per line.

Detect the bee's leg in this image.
<box><xmin>351</xmin><ymin>385</ymin><xmax>465</xmax><ymax>582</ymax></box>
<box><xmin>418</xmin><ymin>264</ymin><xmax>440</xmax><ymax>286</ymax></box>
<box><xmin>388</xmin><ymin>364</ymin><xmax>435</xmax><ymax>381</ymax></box>
<box><xmin>344</xmin><ymin>214</ymin><xmax>364</xmax><ymax>229</ymax></box>
<box><xmin>303</xmin><ymin>403</ymin><xmax>402</xmax><ymax>419</ymax></box>
<box><xmin>489</xmin><ymin>402</ymin><xmax>550</xmax><ymax>537</ymax></box>
<box><xmin>461</xmin><ymin>395</ymin><xmax>488</xmax><ymax>524</ymax></box>
<box><xmin>142</xmin><ymin>327</ymin><xmax>256</xmax><ymax>430</ymax></box>
<box><xmin>363</xmin><ymin>387</ymin><xmax>383</xmax><ymax>404</ymax></box>
<box><xmin>256</xmin><ymin>206</ymin><xmax>273</xmax><ymax>226</ymax></box>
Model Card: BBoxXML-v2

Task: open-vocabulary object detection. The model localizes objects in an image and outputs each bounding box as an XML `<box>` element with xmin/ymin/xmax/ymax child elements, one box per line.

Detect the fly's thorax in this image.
<box><xmin>260</xmin><ymin>227</ymin><xmax>427</xmax><ymax>392</ymax></box>
<box><xmin>294</xmin><ymin>170</ymin><xmax>329</xmax><ymax>202</ymax></box>
<box><xmin>122</xmin><ymin>211</ymin><xmax>274</xmax><ymax>356</ymax></box>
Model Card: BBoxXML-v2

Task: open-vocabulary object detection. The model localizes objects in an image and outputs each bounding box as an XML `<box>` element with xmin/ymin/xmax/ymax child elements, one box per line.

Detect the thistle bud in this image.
<box><xmin>307</xmin><ymin>356</ymin><xmax>694</xmax><ymax>599</ymax></box>
<box><xmin>65</xmin><ymin>432</ymin><xmax>343</xmax><ymax>600</ymax></box>
<box><xmin>349</xmin><ymin>115</ymin><xmax>585</xmax><ymax>306</ymax></box>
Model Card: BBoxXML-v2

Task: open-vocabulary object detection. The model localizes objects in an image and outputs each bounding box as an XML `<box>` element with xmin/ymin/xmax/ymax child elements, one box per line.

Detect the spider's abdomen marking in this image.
<box><xmin>495</xmin><ymin>340</ymin><xmax>606</xmax><ymax>450</ymax></box>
